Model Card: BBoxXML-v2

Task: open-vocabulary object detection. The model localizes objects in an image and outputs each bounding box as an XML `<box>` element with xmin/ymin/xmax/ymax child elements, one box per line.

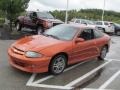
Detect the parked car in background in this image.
<box><xmin>95</xmin><ymin>21</ymin><xmax>115</xmax><ymax>34</ymax></box>
<box><xmin>113</xmin><ymin>23</ymin><xmax>120</xmax><ymax>36</ymax></box>
<box><xmin>15</xmin><ymin>11</ymin><xmax>64</xmax><ymax>34</ymax></box>
<box><xmin>69</xmin><ymin>18</ymin><xmax>94</xmax><ymax>25</ymax></box>
<box><xmin>8</xmin><ymin>24</ymin><xmax>111</xmax><ymax>75</ymax></box>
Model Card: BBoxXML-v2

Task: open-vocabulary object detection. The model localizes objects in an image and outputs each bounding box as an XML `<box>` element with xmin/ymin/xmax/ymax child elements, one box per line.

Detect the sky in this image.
<box><xmin>27</xmin><ymin>0</ymin><xmax>120</xmax><ymax>12</ymax></box>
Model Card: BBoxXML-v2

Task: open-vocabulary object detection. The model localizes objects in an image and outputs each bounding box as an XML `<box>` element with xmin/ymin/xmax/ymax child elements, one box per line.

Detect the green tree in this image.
<box><xmin>50</xmin><ymin>9</ymin><xmax>120</xmax><ymax>24</ymax></box>
<box><xmin>0</xmin><ymin>0</ymin><xmax>30</xmax><ymax>30</ymax></box>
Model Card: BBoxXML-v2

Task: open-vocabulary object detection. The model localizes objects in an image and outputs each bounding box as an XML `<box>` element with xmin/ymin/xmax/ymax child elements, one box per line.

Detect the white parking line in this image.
<box><xmin>99</xmin><ymin>70</ymin><xmax>120</xmax><ymax>89</ymax></box>
<box><xmin>105</xmin><ymin>58</ymin><xmax>120</xmax><ymax>62</ymax></box>
<box><xmin>65</xmin><ymin>60</ymin><xmax>112</xmax><ymax>87</ymax></box>
<box><xmin>26</xmin><ymin>60</ymin><xmax>91</xmax><ymax>90</ymax></box>
<box><xmin>33</xmin><ymin>75</ymin><xmax>53</xmax><ymax>84</ymax></box>
<box><xmin>26</xmin><ymin>73</ymin><xmax>37</xmax><ymax>85</ymax></box>
<box><xmin>82</xmin><ymin>88</ymin><xmax>111</xmax><ymax>90</ymax></box>
<box><xmin>27</xmin><ymin>83</ymin><xmax>73</xmax><ymax>90</ymax></box>
<box><xmin>33</xmin><ymin>60</ymin><xmax>89</xmax><ymax>84</ymax></box>
<box><xmin>26</xmin><ymin>59</ymin><xmax>113</xmax><ymax>90</ymax></box>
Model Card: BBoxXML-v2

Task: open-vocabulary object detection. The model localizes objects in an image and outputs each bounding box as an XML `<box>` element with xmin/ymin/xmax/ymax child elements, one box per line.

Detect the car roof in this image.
<box><xmin>61</xmin><ymin>24</ymin><xmax>96</xmax><ymax>30</ymax></box>
<box><xmin>96</xmin><ymin>21</ymin><xmax>112</xmax><ymax>23</ymax></box>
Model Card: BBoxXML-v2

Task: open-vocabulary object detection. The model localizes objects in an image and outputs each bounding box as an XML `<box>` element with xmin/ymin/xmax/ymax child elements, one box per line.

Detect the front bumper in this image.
<box><xmin>8</xmin><ymin>48</ymin><xmax>51</xmax><ymax>73</ymax></box>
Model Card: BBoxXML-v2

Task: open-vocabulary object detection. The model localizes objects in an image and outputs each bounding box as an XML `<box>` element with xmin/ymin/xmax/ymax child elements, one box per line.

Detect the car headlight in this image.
<box><xmin>25</xmin><ymin>51</ymin><xmax>42</xmax><ymax>58</ymax></box>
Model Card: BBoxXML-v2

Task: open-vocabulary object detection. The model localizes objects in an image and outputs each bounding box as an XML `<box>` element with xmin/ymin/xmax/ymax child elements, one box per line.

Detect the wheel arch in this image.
<box><xmin>104</xmin><ymin>44</ymin><xmax>109</xmax><ymax>52</ymax></box>
<box><xmin>50</xmin><ymin>52</ymin><xmax>68</xmax><ymax>62</ymax></box>
<box><xmin>48</xmin><ymin>52</ymin><xmax>68</xmax><ymax>69</ymax></box>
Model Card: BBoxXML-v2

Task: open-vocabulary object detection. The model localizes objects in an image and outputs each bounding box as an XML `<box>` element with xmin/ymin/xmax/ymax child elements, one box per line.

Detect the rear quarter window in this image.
<box><xmin>94</xmin><ymin>29</ymin><xmax>104</xmax><ymax>38</ymax></box>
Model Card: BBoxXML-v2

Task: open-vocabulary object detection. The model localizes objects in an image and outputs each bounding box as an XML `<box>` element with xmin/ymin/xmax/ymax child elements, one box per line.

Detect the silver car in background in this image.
<box><xmin>69</xmin><ymin>18</ymin><xmax>94</xmax><ymax>25</ymax></box>
<box><xmin>95</xmin><ymin>21</ymin><xmax>115</xmax><ymax>33</ymax></box>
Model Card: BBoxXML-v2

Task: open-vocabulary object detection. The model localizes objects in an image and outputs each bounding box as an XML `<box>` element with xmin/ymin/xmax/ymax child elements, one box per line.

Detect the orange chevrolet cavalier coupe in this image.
<box><xmin>8</xmin><ymin>24</ymin><xmax>111</xmax><ymax>75</ymax></box>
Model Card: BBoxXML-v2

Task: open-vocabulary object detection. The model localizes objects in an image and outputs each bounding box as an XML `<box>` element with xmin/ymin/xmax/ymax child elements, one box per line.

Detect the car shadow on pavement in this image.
<box><xmin>0</xmin><ymin>25</ymin><xmax>35</xmax><ymax>40</ymax></box>
<box><xmin>74</xmin><ymin>68</ymin><xmax>104</xmax><ymax>89</ymax></box>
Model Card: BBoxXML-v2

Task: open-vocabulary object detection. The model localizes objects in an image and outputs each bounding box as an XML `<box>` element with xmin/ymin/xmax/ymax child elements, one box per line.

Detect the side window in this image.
<box><xmin>79</xmin><ymin>29</ymin><xmax>94</xmax><ymax>40</ymax></box>
<box><xmin>81</xmin><ymin>20</ymin><xmax>87</xmax><ymax>25</ymax></box>
<box><xmin>94</xmin><ymin>29</ymin><xmax>104</xmax><ymax>38</ymax></box>
<box><xmin>75</xmin><ymin>20</ymin><xmax>80</xmax><ymax>23</ymax></box>
<box><xmin>104</xmin><ymin>22</ymin><xmax>109</xmax><ymax>26</ymax></box>
<box><xmin>29</xmin><ymin>12</ymin><xmax>37</xmax><ymax>19</ymax></box>
<box><xmin>32</xmin><ymin>12</ymin><xmax>37</xmax><ymax>17</ymax></box>
<box><xmin>96</xmin><ymin>22</ymin><xmax>102</xmax><ymax>25</ymax></box>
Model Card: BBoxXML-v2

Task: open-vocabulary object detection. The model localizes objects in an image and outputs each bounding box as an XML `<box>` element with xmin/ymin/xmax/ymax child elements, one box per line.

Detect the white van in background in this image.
<box><xmin>95</xmin><ymin>21</ymin><xmax>115</xmax><ymax>33</ymax></box>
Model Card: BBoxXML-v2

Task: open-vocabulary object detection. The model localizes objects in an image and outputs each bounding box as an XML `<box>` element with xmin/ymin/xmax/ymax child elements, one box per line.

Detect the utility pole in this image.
<box><xmin>9</xmin><ymin>0</ymin><xmax>13</xmax><ymax>31</ymax></box>
<box><xmin>102</xmin><ymin>0</ymin><xmax>106</xmax><ymax>21</ymax></box>
<box><xmin>65</xmin><ymin>0</ymin><xmax>69</xmax><ymax>24</ymax></box>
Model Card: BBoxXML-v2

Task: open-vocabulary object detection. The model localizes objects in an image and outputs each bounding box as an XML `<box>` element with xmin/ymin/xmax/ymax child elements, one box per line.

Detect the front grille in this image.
<box><xmin>14</xmin><ymin>60</ymin><xmax>25</xmax><ymax>67</ymax></box>
<box><xmin>11</xmin><ymin>57</ymin><xmax>26</xmax><ymax>67</ymax></box>
<box><xmin>11</xmin><ymin>47</ymin><xmax>24</xmax><ymax>55</ymax></box>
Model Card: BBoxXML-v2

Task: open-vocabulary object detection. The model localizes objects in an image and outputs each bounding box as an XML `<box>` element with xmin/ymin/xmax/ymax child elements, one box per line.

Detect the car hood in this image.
<box><xmin>12</xmin><ymin>35</ymin><xmax>64</xmax><ymax>52</ymax></box>
<box><xmin>41</xmin><ymin>18</ymin><xmax>64</xmax><ymax>23</ymax></box>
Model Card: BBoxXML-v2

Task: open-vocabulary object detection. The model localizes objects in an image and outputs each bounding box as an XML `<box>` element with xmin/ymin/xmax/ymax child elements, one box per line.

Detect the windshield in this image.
<box><xmin>37</xmin><ymin>12</ymin><xmax>54</xmax><ymax>19</ymax></box>
<box><xmin>43</xmin><ymin>25</ymin><xmax>78</xmax><ymax>40</ymax></box>
<box><xmin>96</xmin><ymin>22</ymin><xmax>103</xmax><ymax>25</ymax></box>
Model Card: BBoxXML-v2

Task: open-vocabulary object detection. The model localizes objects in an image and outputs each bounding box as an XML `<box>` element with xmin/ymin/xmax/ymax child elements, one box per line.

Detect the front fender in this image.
<box><xmin>40</xmin><ymin>42</ymin><xmax>73</xmax><ymax>57</ymax></box>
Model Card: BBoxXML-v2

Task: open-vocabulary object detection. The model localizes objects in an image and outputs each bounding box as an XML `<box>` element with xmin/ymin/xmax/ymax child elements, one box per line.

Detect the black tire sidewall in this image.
<box><xmin>98</xmin><ymin>46</ymin><xmax>107</xmax><ymax>60</ymax></box>
<box><xmin>36</xmin><ymin>26</ymin><xmax>44</xmax><ymax>34</ymax></box>
<box><xmin>116</xmin><ymin>31</ymin><xmax>120</xmax><ymax>36</ymax></box>
<box><xmin>16</xmin><ymin>22</ymin><xmax>22</xmax><ymax>31</ymax></box>
<box><xmin>102</xmin><ymin>28</ymin><xmax>105</xmax><ymax>33</ymax></box>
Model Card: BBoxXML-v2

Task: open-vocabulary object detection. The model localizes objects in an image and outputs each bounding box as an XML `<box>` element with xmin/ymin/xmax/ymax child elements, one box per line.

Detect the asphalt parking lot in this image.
<box><xmin>0</xmin><ymin>31</ymin><xmax>120</xmax><ymax>90</ymax></box>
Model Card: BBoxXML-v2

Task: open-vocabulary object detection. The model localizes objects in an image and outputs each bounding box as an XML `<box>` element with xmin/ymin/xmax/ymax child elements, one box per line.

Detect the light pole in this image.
<box><xmin>9</xmin><ymin>0</ymin><xmax>13</xmax><ymax>31</ymax></box>
<box><xmin>102</xmin><ymin>0</ymin><xmax>106</xmax><ymax>21</ymax></box>
<box><xmin>65</xmin><ymin>0</ymin><xmax>69</xmax><ymax>24</ymax></box>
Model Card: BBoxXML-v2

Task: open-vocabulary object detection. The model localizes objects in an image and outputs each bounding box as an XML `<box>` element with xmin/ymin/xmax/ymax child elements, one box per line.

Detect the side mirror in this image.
<box><xmin>75</xmin><ymin>38</ymin><xmax>85</xmax><ymax>43</ymax></box>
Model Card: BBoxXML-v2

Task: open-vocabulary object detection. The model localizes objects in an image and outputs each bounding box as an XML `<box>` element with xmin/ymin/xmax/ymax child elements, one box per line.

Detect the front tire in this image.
<box><xmin>98</xmin><ymin>46</ymin><xmax>108</xmax><ymax>60</ymax></box>
<box><xmin>49</xmin><ymin>55</ymin><xmax>67</xmax><ymax>75</ymax></box>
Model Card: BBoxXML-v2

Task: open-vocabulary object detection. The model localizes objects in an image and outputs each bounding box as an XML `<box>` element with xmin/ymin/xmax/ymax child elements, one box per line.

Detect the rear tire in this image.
<box><xmin>49</xmin><ymin>55</ymin><xmax>67</xmax><ymax>75</ymax></box>
<box><xmin>116</xmin><ymin>31</ymin><xmax>120</xmax><ymax>36</ymax></box>
<box><xmin>98</xmin><ymin>46</ymin><xmax>108</xmax><ymax>60</ymax></box>
<box><xmin>102</xmin><ymin>28</ymin><xmax>105</xmax><ymax>33</ymax></box>
<box><xmin>36</xmin><ymin>26</ymin><xmax>44</xmax><ymax>35</ymax></box>
<box><xmin>16</xmin><ymin>22</ymin><xmax>22</xmax><ymax>31</ymax></box>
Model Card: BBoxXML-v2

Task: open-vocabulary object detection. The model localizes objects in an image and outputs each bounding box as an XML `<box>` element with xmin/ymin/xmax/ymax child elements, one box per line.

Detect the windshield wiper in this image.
<box><xmin>48</xmin><ymin>35</ymin><xmax>60</xmax><ymax>40</ymax></box>
<box><xmin>43</xmin><ymin>34</ymin><xmax>60</xmax><ymax>39</ymax></box>
<box><xmin>41</xmin><ymin>33</ymin><xmax>47</xmax><ymax>36</ymax></box>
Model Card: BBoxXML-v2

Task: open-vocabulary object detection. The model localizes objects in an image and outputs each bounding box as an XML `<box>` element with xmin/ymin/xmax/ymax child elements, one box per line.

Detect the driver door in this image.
<box><xmin>71</xmin><ymin>29</ymin><xmax>98</xmax><ymax>63</ymax></box>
